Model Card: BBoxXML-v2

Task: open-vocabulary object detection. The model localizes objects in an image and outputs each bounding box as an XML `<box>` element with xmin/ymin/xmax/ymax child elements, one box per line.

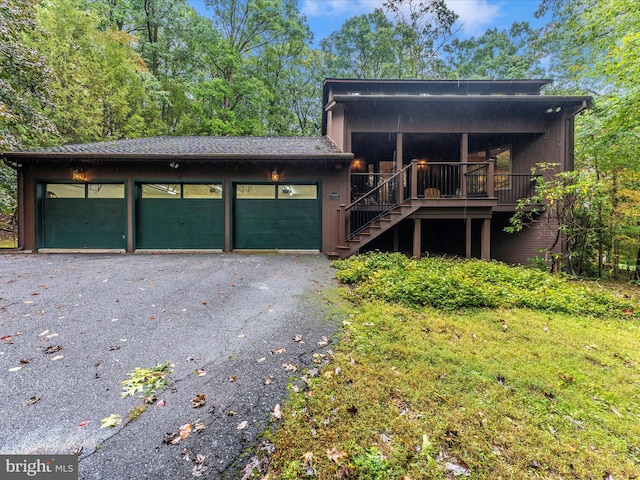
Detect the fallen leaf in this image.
<box><xmin>144</xmin><ymin>394</ymin><xmax>157</xmax><ymax>404</ymax></box>
<box><xmin>78</xmin><ymin>420</ymin><xmax>91</xmax><ymax>428</ymax></box>
<box><xmin>51</xmin><ymin>355</ymin><xmax>64</xmax><ymax>361</ymax></box>
<box><xmin>23</xmin><ymin>300</ymin><xmax>33</xmax><ymax>304</ymax></box>
<box><xmin>19</xmin><ymin>358</ymin><xmax>33</xmax><ymax>364</ymax></box>
<box><xmin>157</xmin><ymin>399</ymin><xmax>166</xmax><ymax>408</ymax></box>
<box><xmin>327</xmin><ymin>447</ymin><xmax>347</xmax><ymax>463</ymax></box>
<box><xmin>271</xmin><ymin>347</ymin><xmax>286</xmax><ymax>355</ymax></box>
<box><xmin>264</xmin><ymin>375</ymin><xmax>274</xmax><ymax>385</ymax></box>
<box><xmin>318</xmin><ymin>336</ymin><xmax>330</xmax><ymax>346</ymax></box>
<box><xmin>109</xmin><ymin>345</ymin><xmax>121</xmax><ymax>351</ymax></box>
<box><xmin>229</xmin><ymin>374</ymin><xmax>237</xmax><ymax>382</ymax></box>
<box><xmin>179</xmin><ymin>423</ymin><xmax>193</xmax><ymax>439</ymax></box>
<box><xmin>237</xmin><ymin>420</ymin><xmax>248</xmax><ymax>430</ymax></box>
<box><xmin>195</xmin><ymin>368</ymin><xmax>206</xmax><ymax>377</ymax></box>
<box><xmin>282</xmin><ymin>363</ymin><xmax>298</xmax><ymax>372</ymax></box>
<box><xmin>45</xmin><ymin>333</ymin><xmax>58</xmax><ymax>339</ymax></box>
<box><xmin>192</xmin><ymin>462</ymin><xmax>208</xmax><ymax>477</ymax></box>
<box><xmin>346</xmin><ymin>405</ymin><xmax>358</xmax><ymax>415</ymax></box>
<box><xmin>191</xmin><ymin>394</ymin><xmax>206</xmax><ymax>408</ymax></box>
<box><xmin>228</xmin><ymin>411</ymin><xmax>237</xmax><ymax>416</ymax></box>
<box><xmin>100</xmin><ymin>414</ymin><xmax>123</xmax><ymax>428</ymax></box>
<box><xmin>302</xmin><ymin>452</ymin><xmax>315</xmax><ymax>476</ymax></box>
<box><xmin>293</xmin><ymin>335</ymin><xmax>304</xmax><ymax>343</ymax></box>
<box><xmin>26</xmin><ymin>396</ymin><xmax>40</xmax><ymax>405</ymax></box>
<box><xmin>38</xmin><ymin>330</ymin><xmax>49</xmax><ymax>337</ymax></box>
<box><xmin>256</xmin><ymin>357</ymin><xmax>266</xmax><ymax>363</ymax></box>
<box><xmin>272</xmin><ymin>404</ymin><xmax>282</xmax><ymax>420</ymax></box>
<box><xmin>610</xmin><ymin>405</ymin><xmax>622</xmax><ymax>417</ymax></box>
<box><xmin>43</xmin><ymin>345</ymin><xmax>62</xmax><ymax>354</ymax></box>
<box><xmin>194</xmin><ymin>420</ymin><xmax>206</xmax><ymax>433</ymax></box>
<box><xmin>162</xmin><ymin>432</ymin><xmax>181</xmax><ymax>445</ymax></box>
<box><xmin>8</xmin><ymin>366</ymin><xmax>23</xmax><ymax>372</ymax></box>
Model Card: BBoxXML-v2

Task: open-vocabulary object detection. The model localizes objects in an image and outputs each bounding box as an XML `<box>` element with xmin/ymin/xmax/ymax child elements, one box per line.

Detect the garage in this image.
<box><xmin>233</xmin><ymin>183</ymin><xmax>321</xmax><ymax>250</ymax></box>
<box><xmin>136</xmin><ymin>183</ymin><xmax>224</xmax><ymax>249</ymax></box>
<box><xmin>37</xmin><ymin>182</ymin><xmax>126</xmax><ymax>249</ymax></box>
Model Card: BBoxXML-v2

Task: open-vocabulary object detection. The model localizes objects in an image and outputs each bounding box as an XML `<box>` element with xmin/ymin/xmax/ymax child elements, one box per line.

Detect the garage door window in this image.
<box><xmin>140</xmin><ymin>183</ymin><xmax>223</xmax><ymax>199</ymax></box>
<box><xmin>236</xmin><ymin>184</ymin><xmax>275</xmax><ymax>199</ymax></box>
<box><xmin>46</xmin><ymin>183</ymin><xmax>124</xmax><ymax>199</ymax></box>
<box><xmin>279</xmin><ymin>185</ymin><xmax>317</xmax><ymax>199</ymax></box>
<box><xmin>183</xmin><ymin>184</ymin><xmax>223</xmax><ymax>199</ymax></box>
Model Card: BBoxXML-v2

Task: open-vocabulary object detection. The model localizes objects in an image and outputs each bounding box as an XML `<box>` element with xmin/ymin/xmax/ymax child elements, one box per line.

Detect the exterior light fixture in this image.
<box><xmin>271</xmin><ymin>168</ymin><xmax>279</xmax><ymax>182</ymax></box>
<box><xmin>169</xmin><ymin>161</ymin><xmax>179</xmax><ymax>169</ymax></box>
<box><xmin>72</xmin><ymin>167</ymin><xmax>86</xmax><ymax>182</ymax></box>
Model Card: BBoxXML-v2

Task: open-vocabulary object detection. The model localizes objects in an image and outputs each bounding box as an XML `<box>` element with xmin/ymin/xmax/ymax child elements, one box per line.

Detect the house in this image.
<box><xmin>2</xmin><ymin>79</ymin><xmax>590</xmax><ymax>263</ymax></box>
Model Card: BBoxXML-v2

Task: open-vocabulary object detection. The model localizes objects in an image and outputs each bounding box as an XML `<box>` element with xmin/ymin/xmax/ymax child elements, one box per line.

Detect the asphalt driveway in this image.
<box><xmin>0</xmin><ymin>253</ymin><xmax>343</xmax><ymax>479</ymax></box>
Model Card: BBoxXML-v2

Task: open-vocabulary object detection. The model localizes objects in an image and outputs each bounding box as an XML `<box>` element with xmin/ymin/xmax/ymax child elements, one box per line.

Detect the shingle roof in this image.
<box><xmin>3</xmin><ymin>136</ymin><xmax>352</xmax><ymax>160</ymax></box>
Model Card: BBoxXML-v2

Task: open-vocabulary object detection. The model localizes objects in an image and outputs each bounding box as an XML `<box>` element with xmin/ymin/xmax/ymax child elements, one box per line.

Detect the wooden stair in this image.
<box><xmin>336</xmin><ymin>201</ymin><xmax>420</xmax><ymax>258</ymax></box>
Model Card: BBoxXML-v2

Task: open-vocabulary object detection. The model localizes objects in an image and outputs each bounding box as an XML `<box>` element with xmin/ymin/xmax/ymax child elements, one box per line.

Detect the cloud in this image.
<box><xmin>445</xmin><ymin>0</ymin><xmax>502</xmax><ymax>37</ymax></box>
<box><xmin>300</xmin><ymin>0</ymin><xmax>385</xmax><ymax>18</ymax></box>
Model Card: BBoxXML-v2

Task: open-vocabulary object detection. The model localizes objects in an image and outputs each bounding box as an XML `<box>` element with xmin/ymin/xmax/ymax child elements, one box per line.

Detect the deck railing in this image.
<box><xmin>494</xmin><ymin>173</ymin><xmax>540</xmax><ymax>204</ymax></box>
<box><xmin>340</xmin><ymin>161</ymin><xmax>539</xmax><ymax>246</ymax></box>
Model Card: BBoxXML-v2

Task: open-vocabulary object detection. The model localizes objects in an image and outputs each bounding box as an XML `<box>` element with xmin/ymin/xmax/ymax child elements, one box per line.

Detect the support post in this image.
<box><xmin>338</xmin><ymin>204</ymin><xmax>346</xmax><ymax>247</ymax></box>
<box><xmin>481</xmin><ymin>218</ymin><xmax>491</xmax><ymax>260</ymax></box>
<box><xmin>413</xmin><ymin>218</ymin><xmax>422</xmax><ymax>258</ymax></box>
<box><xmin>487</xmin><ymin>158</ymin><xmax>495</xmax><ymax>198</ymax></box>
<box><xmin>460</xmin><ymin>134</ymin><xmax>468</xmax><ymax>198</ymax></box>
<box><xmin>466</xmin><ymin>218</ymin><xmax>472</xmax><ymax>258</ymax></box>
<box><xmin>411</xmin><ymin>159</ymin><xmax>418</xmax><ymax>199</ymax></box>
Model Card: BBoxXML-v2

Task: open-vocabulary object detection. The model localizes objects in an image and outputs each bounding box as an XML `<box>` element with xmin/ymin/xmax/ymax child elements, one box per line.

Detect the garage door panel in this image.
<box><xmin>138</xmin><ymin>198</ymin><xmax>224</xmax><ymax>249</ymax></box>
<box><xmin>234</xmin><ymin>184</ymin><xmax>320</xmax><ymax>250</ymax></box>
<box><xmin>43</xmin><ymin>198</ymin><xmax>125</xmax><ymax>249</ymax></box>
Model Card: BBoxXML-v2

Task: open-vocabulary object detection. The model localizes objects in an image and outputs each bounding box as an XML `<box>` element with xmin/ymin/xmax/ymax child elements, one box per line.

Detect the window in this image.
<box><xmin>236</xmin><ymin>184</ymin><xmax>276</xmax><ymax>199</ymax></box>
<box><xmin>493</xmin><ymin>146</ymin><xmax>512</xmax><ymax>190</ymax></box>
<box><xmin>46</xmin><ymin>183</ymin><xmax>124</xmax><ymax>199</ymax></box>
<box><xmin>141</xmin><ymin>184</ymin><xmax>180</xmax><ymax>198</ymax></box>
<box><xmin>278</xmin><ymin>185</ymin><xmax>317</xmax><ymax>199</ymax></box>
<box><xmin>183</xmin><ymin>184</ymin><xmax>223</xmax><ymax>199</ymax></box>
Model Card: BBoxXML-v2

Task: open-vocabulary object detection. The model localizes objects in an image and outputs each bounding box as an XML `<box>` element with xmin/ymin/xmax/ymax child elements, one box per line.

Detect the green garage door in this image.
<box><xmin>39</xmin><ymin>183</ymin><xmax>126</xmax><ymax>249</ymax></box>
<box><xmin>137</xmin><ymin>183</ymin><xmax>224</xmax><ymax>249</ymax></box>
<box><xmin>234</xmin><ymin>184</ymin><xmax>320</xmax><ymax>250</ymax></box>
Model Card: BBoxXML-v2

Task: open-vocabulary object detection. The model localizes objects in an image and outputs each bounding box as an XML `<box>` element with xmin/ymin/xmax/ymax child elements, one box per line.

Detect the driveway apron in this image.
<box><xmin>0</xmin><ymin>253</ymin><xmax>342</xmax><ymax>479</ymax></box>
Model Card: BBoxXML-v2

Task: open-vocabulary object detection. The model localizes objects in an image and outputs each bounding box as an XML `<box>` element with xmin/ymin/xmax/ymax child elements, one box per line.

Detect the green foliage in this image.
<box><xmin>120</xmin><ymin>361</ymin><xmax>172</xmax><ymax>399</ymax></box>
<box><xmin>349</xmin><ymin>446</ymin><xmax>404</xmax><ymax>479</ymax></box>
<box><xmin>333</xmin><ymin>252</ymin><xmax>636</xmax><ymax>317</ymax></box>
<box><xmin>445</xmin><ymin>22</ymin><xmax>546</xmax><ymax>79</ymax></box>
<box><xmin>0</xmin><ymin>0</ymin><xmax>57</xmax><ymax>152</ymax></box>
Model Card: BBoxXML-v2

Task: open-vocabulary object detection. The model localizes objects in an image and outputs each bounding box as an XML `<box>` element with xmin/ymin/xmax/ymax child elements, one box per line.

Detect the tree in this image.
<box><xmin>34</xmin><ymin>0</ymin><xmax>166</xmax><ymax>143</ymax></box>
<box><xmin>383</xmin><ymin>0</ymin><xmax>459</xmax><ymax>78</ymax></box>
<box><xmin>445</xmin><ymin>22</ymin><xmax>546</xmax><ymax>79</ymax></box>
<box><xmin>320</xmin><ymin>9</ymin><xmax>402</xmax><ymax>79</ymax></box>
<box><xmin>0</xmin><ymin>0</ymin><xmax>56</xmax><ymax>151</ymax></box>
<box><xmin>509</xmin><ymin>0</ymin><xmax>640</xmax><ymax>277</ymax></box>
<box><xmin>0</xmin><ymin>0</ymin><xmax>57</xmax><ymax>225</ymax></box>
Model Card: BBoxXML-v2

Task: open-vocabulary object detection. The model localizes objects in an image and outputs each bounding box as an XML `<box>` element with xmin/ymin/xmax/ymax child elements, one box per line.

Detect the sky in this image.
<box><xmin>300</xmin><ymin>0</ymin><xmax>546</xmax><ymax>44</ymax></box>
<box><xmin>189</xmin><ymin>0</ymin><xmax>547</xmax><ymax>44</ymax></box>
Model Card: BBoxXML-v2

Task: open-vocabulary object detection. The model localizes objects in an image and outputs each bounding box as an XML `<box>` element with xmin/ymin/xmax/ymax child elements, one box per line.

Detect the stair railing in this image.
<box><xmin>338</xmin><ymin>162</ymin><xmax>414</xmax><ymax>244</ymax></box>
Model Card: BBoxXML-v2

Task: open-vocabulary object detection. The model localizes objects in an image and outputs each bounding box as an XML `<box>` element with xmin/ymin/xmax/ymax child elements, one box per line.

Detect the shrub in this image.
<box><xmin>332</xmin><ymin>253</ymin><xmax>637</xmax><ymax>317</ymax></box>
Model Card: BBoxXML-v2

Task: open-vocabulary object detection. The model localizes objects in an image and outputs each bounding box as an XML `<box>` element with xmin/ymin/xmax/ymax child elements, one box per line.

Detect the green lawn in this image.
<box><xmin>265</xmin><ymin>254</ymin><xmax>640</xmax><ymax>479</ymax></box>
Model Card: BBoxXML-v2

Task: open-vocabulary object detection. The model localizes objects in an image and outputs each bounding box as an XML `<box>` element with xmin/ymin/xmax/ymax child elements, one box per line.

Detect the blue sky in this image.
<box><xmin>189</xmin><ymin>0</ymin><xmax>546</xmax><ymax>44</ymax></box>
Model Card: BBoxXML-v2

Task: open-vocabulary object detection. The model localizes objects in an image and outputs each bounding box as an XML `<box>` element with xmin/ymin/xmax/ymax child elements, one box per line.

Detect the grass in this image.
<box><xmin>0</xmin><ymin>238</ymin><xmax>17</xmax><ymax>248</ymax></box>
<box><xmin>265</xmin><ymin>254</ymin><xmax>640</xmax><ymax>479</ymax></box>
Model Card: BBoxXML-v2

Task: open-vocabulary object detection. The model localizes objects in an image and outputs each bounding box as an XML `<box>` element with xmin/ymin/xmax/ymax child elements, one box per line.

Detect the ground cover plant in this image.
<box><xmin>266</xmin><ymin>253</ymin><xmax>640</xmax><ymax>479</ymax></box>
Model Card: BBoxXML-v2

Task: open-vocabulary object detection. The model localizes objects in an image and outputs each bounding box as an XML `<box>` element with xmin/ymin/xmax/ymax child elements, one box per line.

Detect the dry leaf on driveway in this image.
<box><xmin>237</xmin><ymin>420</ymin><xmax>248</xmax><ymax>430</ymax></box>
<box><xmin>100</xmin><ymin>414</ymin><xmax>122</xmax><ymax>428</ymax></box>
<box><xmin>272</xmin><ymin>404</ymin><xmax>282</xmax><ymax>420</ymax></box>
<box><xmin>191</xmin><ymin>394</ymin><xmax>206</xmax><ymax>408</ymax></box>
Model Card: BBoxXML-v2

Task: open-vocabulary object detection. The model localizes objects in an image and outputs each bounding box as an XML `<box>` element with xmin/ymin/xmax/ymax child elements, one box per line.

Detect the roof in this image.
<box><xmin>323</xmin><ymin>78</ymin><xmax>554</xmax><ymax>96</ymax></box>
<box><xmin>2</xmin><ymin>136</ymin><xmax>353</xmax><ymax>161</ymax></box>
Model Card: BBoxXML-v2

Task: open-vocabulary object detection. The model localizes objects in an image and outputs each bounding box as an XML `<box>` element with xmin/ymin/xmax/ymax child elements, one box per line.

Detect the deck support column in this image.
<box><xmin>413</xmin><ymin>218</ymin><xmax>422</xmax><ymax>258</ymax></box>
<box><xmin>481</xmin><ymin>218</ymin><xmax>491</xmax><ymax>260</ymax></box>
<box><xmin>465</xmin><ymin>218</ymin><xmax>472</xmax><ymax>258</ymax></box>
